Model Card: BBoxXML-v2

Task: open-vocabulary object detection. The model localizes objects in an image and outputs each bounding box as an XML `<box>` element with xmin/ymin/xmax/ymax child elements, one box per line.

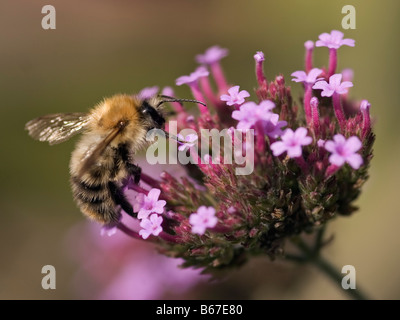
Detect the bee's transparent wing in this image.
<box><xmin>78</xmin><ymin>125</ymin><xmax>123</xmax><ymax>177</ymax></box>
<box><xmin>25</xmin><ymin>113</ymin><xmax>90</xmax><ymax>145</ymax></box>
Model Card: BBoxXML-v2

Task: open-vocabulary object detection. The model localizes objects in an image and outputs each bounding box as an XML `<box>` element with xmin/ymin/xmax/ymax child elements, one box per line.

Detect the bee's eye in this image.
<box><xmin>141</xmin><ymin>101</ymin><xmax>165</xmax><ymax>128</ymax></box>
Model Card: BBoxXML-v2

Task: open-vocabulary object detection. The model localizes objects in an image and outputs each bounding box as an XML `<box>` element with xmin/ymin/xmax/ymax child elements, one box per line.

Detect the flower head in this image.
<box><xmin>220</xmin><ymin>86</ymin><xmax>250</xmax><ymax>106</ymax></box>
<box><xmin>139</xmin><ymin>214</ymin><xmax>163</xmax><ymax>239</ymax></box>
<box><xmin>189</xmin><ymin>206</ymin><xmax>218</xmax><ymax>235</ymax></box>
<box><xmin>176</xmin><ymin>66</ymin><xmax>209</xmax><ymax>86</ymax></box>
<box><xmin>68</xmin><ymin>31</ymin><xmax>375</xmax><ymax>276</ymax></box>
<box><xmin>195</xmin><ymin>45</ymin><xmax>228</xmax><ymax>65</ymax></box>
<box><xmin>325</xmin><ymin>134</ymin><xmax>363</xmax><ymax>169</ymax></box>
<box><xmin>312</xmin><ymin>74</ymin><xmax>353</xmax><ymax>97</ymax></box>
<box><xmin>134</xmin><ymin>188</ymin><xmax>166</xmax><ymax>220</ymax></box>
<box><xmin>316</xmin><ymin>30</ymin><xmax>355</xmax><ymax>49</ymax></box>
<box><xmin>270</xmin><ymin>127</ymin><xmax>312</xmax><ymax>158</ymax></box>
<box><xmin>177</xmin><ymin>133</ymin><xmax>198</xmax><ymax>151</ymax></box>
<box><xmin>291</xmin><ymin>68</ymin><xmax>323</xmax><ymax>85</ymax></box>
<box><xmin>232</xmin><ymin>100</ymin><xmax>275</xmax><ymax>130</ymax></box>
<box><xmin>138</xmin><ymin>86</ymin><xmax>159</xmax><ymax>99</ymax></box>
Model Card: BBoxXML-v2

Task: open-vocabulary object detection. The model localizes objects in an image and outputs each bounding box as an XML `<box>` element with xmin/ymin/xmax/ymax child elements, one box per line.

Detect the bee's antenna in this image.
<box><xmin>157</xmin><ymin>95</ymin><xmax>206</xmax><ymax>108</ymax></box>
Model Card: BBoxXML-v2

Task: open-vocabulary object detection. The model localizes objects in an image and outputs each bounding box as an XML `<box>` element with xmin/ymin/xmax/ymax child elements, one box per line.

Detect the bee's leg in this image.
<box><xmin>127</xmin><ymin>163</ymin><xmax>142</xmax><ymax>184</ymax></box>
<box><xmin>108</xmin><ymin>181</ymin><xmax>137</xmax><ymax>218</ymax></box>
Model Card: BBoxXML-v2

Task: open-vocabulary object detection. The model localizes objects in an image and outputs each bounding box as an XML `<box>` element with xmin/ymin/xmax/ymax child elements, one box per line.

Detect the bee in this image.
<box><xmin>25</xmin><ymin>93</ymin><xmax>205</xmax><ymax>225</ymax></box>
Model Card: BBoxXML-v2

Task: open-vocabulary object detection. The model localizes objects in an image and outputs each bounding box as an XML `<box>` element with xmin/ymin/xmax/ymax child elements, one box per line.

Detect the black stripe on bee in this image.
<box><xmin>72</xmin><ymin>177</ymin><xmax>104</xmax><ymax>192</ymax></box>
<box><xmin>71</xmin><ymin>176</ymin><xmax>108</xmax><ymax>203</ymax></box>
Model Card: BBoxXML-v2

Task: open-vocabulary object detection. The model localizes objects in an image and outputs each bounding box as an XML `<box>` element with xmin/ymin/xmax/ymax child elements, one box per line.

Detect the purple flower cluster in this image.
<box><xmin>95</xmin><ymin>31</ymin><xmax>374</xmax><ymax>272</ymax></box>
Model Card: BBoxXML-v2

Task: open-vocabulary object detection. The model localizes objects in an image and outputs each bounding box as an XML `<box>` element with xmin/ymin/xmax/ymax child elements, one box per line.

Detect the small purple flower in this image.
<box><xmin>291</xmin><ymin>68</ymin><xmax>323</xmax><ymax>85</ymax></box>
<box><xmin>312</xmin><ymin>74</ymin><xmax>353</xmax><ymax>97</ymax></box>
<box><xmin>177</xmin><ymin>133</ymin><xmax>198</xmax><ymax>151</ymax></box>
<box><xmin>263</xmin><ymin>113</ymin><xmax>287</xmax><ymax>138</ymax></box>
<box><xmin>138</xmin><ymin>86</ymin><xmax>159</xmax><ymax>99</ymax></box>
<box><xmin>232</xmin><ymin>100</ymin><xmax>275</xmax><ymax>130</ymax></box>
<box><xmin>220</xmin><ymin>86</ymin><xmax>250</xmax><ymax>106</ymax></box>
<box><xmin>315</xmin><ymin>30</ymin><xmax>355</xmax><ymax>49</ymax></box>
<box><xmin>270</xmin><ymin>127</ymin><xmax>312</xmax><ymax>158</ymax></box>
<box><xmin>189</xmin><ymin>206</ymin><xmax>218</xmax><ymax>235</ymax></box>
<box><xmin>254</xmin><ymin>51</ymin><xmax>265</xmax><ymax>62</ymax></box>
<box><xmin>134</xmin><ymin>188</ymin><xmax>167</xmax><ymax>220</ymax></box>
<box><xmin>324</xmin><ymin>134</ymin><xmax>363</xmax><ymax>169</ymax></box>
<box><xmin>139</xmin><ymin>214</ymin><xmax>163</xmax><ymax>239</ymax></box>
<box><xmin>176</xmin><ymin>66</ymin><xmax>209</xmax><ymax>86</ymax></box>
<box><xmin>195</xmin><ymin>46</ymin><xmax>228</xmax><ymax>65</ymax></box>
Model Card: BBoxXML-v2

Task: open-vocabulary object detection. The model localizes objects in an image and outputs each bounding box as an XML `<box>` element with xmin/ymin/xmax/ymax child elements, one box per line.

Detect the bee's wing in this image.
<box><xmin>25</xmin><ymin>113</ymin><xmax>90</xmax><ymax>145</ymax></box>
<box><xmin>78</xmin><ymin>125</ymin><xmax>124</xmax><ymax>177</ymax></box>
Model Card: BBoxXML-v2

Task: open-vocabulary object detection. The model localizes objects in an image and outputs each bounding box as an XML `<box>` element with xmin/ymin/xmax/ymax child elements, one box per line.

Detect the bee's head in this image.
<box><xmin>140</xmin><ymin>100</ymin><xmax>166</xmax><ymax>130</ymax></box>
<box><xmin>140</xmin><ymin>96</ymin><xmax>206</xmax><ymax>131</ymax></box>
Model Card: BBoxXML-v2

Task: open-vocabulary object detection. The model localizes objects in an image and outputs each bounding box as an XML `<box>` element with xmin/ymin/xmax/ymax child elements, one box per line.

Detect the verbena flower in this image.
<box><xmin>313</xmin><ymin>74</ymin><xmax>353</xmax><ymax>97</ymax></box>
<box><xmin>232</xmin><ymin>100</ymin><xmax>275</xmax><ymax>130</ymax></box>
<box><xmin>316</xmin><ymin>30</ymin><xmax>355</xmax><ymax>49</ymax></box>
<box><xmin>139</xmin><ymin>214</ymin><xmax>163</xmax><ymax>239</ymax></box>
<box><xmin>189</xmin><ymin>206</ymin><xmax>218</xmax><ymax>235</ymax></box>
<box><xmin>270</xmin><ymin>127</ymin><xmax>312</xmax><ymax>158</ymax></box>
<box><xmin>196</xmin><ymin>45</ymin><xmax>229</xmax><ymax>94</ymax></box>
<box><xmin>325</xmin><ymin>134</ymin><xmax>363</xmax><ymax>169</ymax></box>
<box><xmin>196</xmin><ymin>45</ymin><xmax>229</xmax><ymax>65</ymax></box>
<box><xmin>176</xmin><ymin>66</ymin><xmax>210</xmax><ymax>86</ymax></box>
<box><xmin>88</xmin><ymin>30</ymin><xmax>374</xmax><ymax>273</ymax></box>
<box><xmin>220</xmin><ymin>85</ymin><xmax>250</xmax><ymax>107</ymax></box>
<box><xmin>313</xmin><ymin>74</ymin><xmax>354</xmax><ymax>128</ymax></box>
<box><xmin>316</xmin><ymin>30</ymin><xmax>355</xmax><ymax>77</ymax></box>
<box><xmin>133</xmin><ymin>188</ymin><xmax>166</xmax><ymax>220</ymax></box>
<box><xmin>291</xmin><ymin>68</ymin><xmax>322</xmax><ymax>84</ymax></box>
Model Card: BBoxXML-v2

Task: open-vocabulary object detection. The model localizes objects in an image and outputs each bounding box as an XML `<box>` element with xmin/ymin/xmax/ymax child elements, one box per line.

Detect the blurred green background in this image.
<box><xmin>1</xmin><ymin>0</ymin><xmax>399</xmax><ymax>299</ymax></box>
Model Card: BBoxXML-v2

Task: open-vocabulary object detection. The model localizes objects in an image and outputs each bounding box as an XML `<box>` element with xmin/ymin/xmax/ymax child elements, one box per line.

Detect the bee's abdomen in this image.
<box><xmin>70</xmin><ymin>176</ymin><xmax>120</xmax><ymax>224</ymax></box>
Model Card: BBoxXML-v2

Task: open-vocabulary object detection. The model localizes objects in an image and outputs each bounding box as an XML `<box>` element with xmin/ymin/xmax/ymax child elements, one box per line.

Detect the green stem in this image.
<box><xmin>311</xmin><ymin>253</ymin><xmax>368</xmax><ymax>300</ymax></box>
<box><xmin>287</xmin><ymin>232</ymin><xmax>369</xmax><ymax>300</ymax></box>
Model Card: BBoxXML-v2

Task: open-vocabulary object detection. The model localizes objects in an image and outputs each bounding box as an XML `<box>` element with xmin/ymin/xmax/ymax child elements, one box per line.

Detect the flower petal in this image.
<box><xmin>346</xmin><ymin>154</ymin><xmax>363</xmax><ymax>169</ymax></box>
<box><xmin>312</xmin><ymin>80</ymin><xmax>329</xmax><ymax>90</ymax></box>
<box><xmin>333</xmin><ymin>134</ymin><xmax>346</xmax><ymax>145</ymax></box>
<box><xmin>329</xmin><ymin>154</ymin><xmax>345</xmax><ymax>167</ymax></box>
<box><xmin>291</xmin><ymin>71</ymin><xmax>307</xmax><ymax>82</ymax></box>
<box><xmin>345</xmin><ymin>136</ymin><xmax>362</xmax><ymax>153</ymax></box>
<box><xmin>324</xmin><ymin>141</ymin><xmax>336</xmax><ymax>153</ymax></box>
<box><xmin>148</xmin><ymin>188</ymin><xmax>161</xmax><ymax>202</ymax></box>
<box><xmin>228</xmin><ymin>86</ymin><xmax>240</xmax><ymax>95</ymax></box>
<box><xmin>270</xmin><ymin>141</ymin><xmax>286</xmax><ymax>156</ymax></box>
<box><xmin>341</xmin><ymin>38</ymin><xmax>355</xmax><ymax>47</ymax></box>
<box><xmin>329</xmin><ymin>74</ymin><xmax>343</xmax><ymax>89</ymax></box>
<box><xmin>287</xmin><ymin>146</ymin><xmax>302</xmax><ymax>158</ymax></box>
<box><xmin>307</xmin><ymin>68</ymin><xmax>323</xmax><ymax>83</ymax></box>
